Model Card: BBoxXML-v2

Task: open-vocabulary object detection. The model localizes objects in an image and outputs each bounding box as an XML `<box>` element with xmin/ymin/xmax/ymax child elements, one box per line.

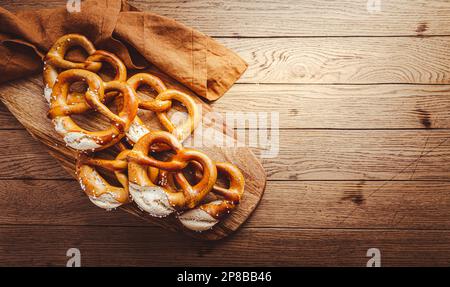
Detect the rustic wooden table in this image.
<box><xmin>2</xmin><ymin>0</ymin><xmax>450</xmax><ymax>267</ymax></box>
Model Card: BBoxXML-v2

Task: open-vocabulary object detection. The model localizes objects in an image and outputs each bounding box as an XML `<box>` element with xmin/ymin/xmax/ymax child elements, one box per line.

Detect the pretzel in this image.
<box><xmin>176</xmin><ymin>162</ymin><xmax>245</xmax><ymax>231</ymax></box>
<box><xmin>45</xmin><ymin>47</ymin><xmax>127</xmax><ymax>115</ymax></box>
<box><xmin>66</xmin><ymin>50</ymin><xmax>128</xmax><ymax>106</ymax></box>
<box><xmin>156</xmin><ymin>89</ymin><xmax>201</xmax><ymax>142</ymax></box>
<box><xmin>42</xmin><ymin>35</ymin><xmax>246</xmax><ymax>233</ymax></box>
<box><xmin>126</xmin><ymin>73</ymin><xmax>200</xmax><ymax>143</ymax></box>
<box><xmin>43</xmin><ymin>34</ymin><xmax>101</xmax><ymax>104</ymax></box>
<box><xmin>48</xmin><ymin>69</ymin><xmax>138</xmax><ymax>151</ymax></box>
<box><xmin>125</xmin><ymin>73</ymin><xmax>170</xmax><ymax>144</ymax></box>
<box><xmin>127</xmin><ymin>131</ymin><xmax>217</xmax><ymax>217</ymax></box>
<box><xmin>76</xmin><ymin>148</ymin><xmax>130</xmax><ymax>210</ymax></box>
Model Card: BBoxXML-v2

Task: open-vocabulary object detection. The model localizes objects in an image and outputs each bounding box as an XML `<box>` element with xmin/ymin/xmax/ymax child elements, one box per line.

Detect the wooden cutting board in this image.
<box><xmin>0</xmin><ymin>67</ymin><xmax>266</xmax><ymax>240</ymax></box>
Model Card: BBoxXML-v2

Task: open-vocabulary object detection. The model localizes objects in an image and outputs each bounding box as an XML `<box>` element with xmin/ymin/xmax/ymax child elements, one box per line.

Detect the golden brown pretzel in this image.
<box><xmin>126</xmin><ymin>73</ymin><xmax>200</xmax><ymax>143</ymax></box>
<box><xmin>40</xmin><ymin>35</ymin><xmax>248</xmax><ymax>234</ymax></box>
<box><xmin>109</xmin><ymin>75</ymin><xmax>168</xmax><ymax>151</ymax></box>
<box><xmin>127</xmin><ymin>131</ymin><xmax>217</xmax><ymax>217</ymax></box>
<box><xmin>127</xmin><ymin>73</ymin><xmax>171</xmax><ymax>112</ymax></box>
<box><xmin>48</xmin><ymin>69</ymin><xmax>138</xmax><ymax>151</ymax></box>
<box><xmin>43</xmin><ymin>34</ymin><xmax>101</xmax><ymax>104</ymax></box>
<box><xmin>86</xmin><ymin>50</ymin><xmax>128</xmax><ymax>82</ymax></box>
<box><xmin>125</xmin><ymin>73</ymin><xmax>170</xmax><ymax>146</ymax></box>
<box><xmin>46</xmin><ymin>49</ymin><xmax>127</xmax><ymax>114</ymax></box>
<box><xmin>177</xmin><ymin>162</ymin><xmax>245</xmax><ymax>231</ymax></box>
<box><xmin>156</xmin><ymin>89</ymin><xmax>201</xmax><ymax>142</ymax></box>
<box><xmin>76</xmin><ymin>149</ymin><xmax>130</xmax><ymax>210</ymax></box>
<box><xmin>64</xmin><ymin>50</ymin><xmax>128</xmax><ymax>107</ymax></box>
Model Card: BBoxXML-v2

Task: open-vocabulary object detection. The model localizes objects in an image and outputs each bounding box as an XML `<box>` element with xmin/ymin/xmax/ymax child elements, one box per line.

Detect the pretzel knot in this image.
<box><xmin>127</xmin><ymin>131</ymin><xmax>217</xmax><ymax>218</ymax></box>
<box><xmin>126</xmin><ymin>73</ymin><xmax>200</xmax><ymax>144</ymax></box>
<box><xmin>64</xmin><ymin>50</ymin><xmax>128</xmax><ymax>109</ymax></box>
<box><xmin>177</xmin><ymin>162</ymin><xmax>245</xmax><ymax>231</ymax></box>
<box><xmin>76</xmin><ymin>149</ymin><xmax>130</xmax><ymax>210</ymax></box>
<box><xmin>43</xmin><ymin>34</ymin><xmax>102</xmax><ymax>104</ymax></box>
<box><xmin>48</xmin><ymin>69</ymin><xmax>138</xmax><ymax>151</ymax></box>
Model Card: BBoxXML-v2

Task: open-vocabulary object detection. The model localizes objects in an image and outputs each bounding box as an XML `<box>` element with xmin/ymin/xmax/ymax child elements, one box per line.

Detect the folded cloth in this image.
<box><xmin>0</xmin><ymin>0</ymin><xmax>247</xmax><ymax>100</ymax></box>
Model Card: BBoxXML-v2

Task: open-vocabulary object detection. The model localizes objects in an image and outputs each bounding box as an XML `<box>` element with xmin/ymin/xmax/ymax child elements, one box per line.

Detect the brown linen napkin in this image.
<box><xmin>0</xmin><ymin>0</ymin><xmax>247</xmax><ymax>100</ymax></box>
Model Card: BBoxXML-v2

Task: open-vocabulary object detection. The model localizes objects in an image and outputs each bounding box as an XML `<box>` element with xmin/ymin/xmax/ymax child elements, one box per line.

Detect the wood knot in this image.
<box><xmin>415</xmin><ymin>109</ymin><xmax>432</xmax><ymax>129</ymax></box>
<box><xmin>416</xmin><ymin>22</ymin><xmax>428</xmax><ymax>35</ymax></box>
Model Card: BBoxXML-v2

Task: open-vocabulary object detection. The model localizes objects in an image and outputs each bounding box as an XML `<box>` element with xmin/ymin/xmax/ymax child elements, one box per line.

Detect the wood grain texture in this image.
<box><xmin>130</xmin><ymin>0</ymin><xmax>450</xmax><ymax>37</ymax></box>
<box><xmin>4</xmin><ymin>180</ymin><xmax>450</xmax><ymax>230</ymax></box>
<box><xmin>2</xmin><ymin>129</ymin><xmax>449</xmax><ymax>181</ymax></box>
<box><xmin>2</xmin><ymin>225</ymin><xmax>450</xmax><ymax>266</ymax></box>
<box><xmin>219</xmin><ymin>37</ymin><xmax>450</xmax><ymax>84</ymax></box>
<box><xmin>0</xmin><ymin>70</ymin><xmax>266</xmax><ymax>240</ymax></box>
<box><xmin>3</xmin><ymin>0</ymin><xmax>450</xmax><ymax>37</ymax></box>
<box><xmin>2</xmin><ymin>0</ymin><xmax>450</xmax><ymax>266</ymax></box>
<box><xmin>4</xmin><ymin>84</ymin><xmax>450</xmax><ymax>130</ymax></box>
<box><xmin>260</xmin><ymin>130</ymin><xmax>450</xmax><ymax>180</ymax></box>
<box><xmin>0</xmin><ymin>130</ymin><xmax>67</xmax><ymax>179</ymax></box>
<box><xmin>0</xmin><ymin>102</ymin><xmax>21</xmax><ymax>129</ymax></box>
<box><xmin>213</xmin><ymin>84</ymin><xmax>450</xmax><ymax>129</ymax></box>
<box><xmin>0</xmin><ymin>180</ymin><xmax>144</xmax><ymax>226</ymax></box>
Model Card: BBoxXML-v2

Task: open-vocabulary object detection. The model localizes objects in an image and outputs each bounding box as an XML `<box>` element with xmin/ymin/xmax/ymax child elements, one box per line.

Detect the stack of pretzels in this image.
<box><xmin>43</xmin><ymin>34</ymin><xmax>245</xmax><ymax>232</ymax></box>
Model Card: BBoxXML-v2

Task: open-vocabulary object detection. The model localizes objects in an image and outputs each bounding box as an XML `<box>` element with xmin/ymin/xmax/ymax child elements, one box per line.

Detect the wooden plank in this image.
<box><xmin>129</xmin><ymin>0</ymin><xmax>450</xmax><ymax>37</ymax></box>
<box><xmin>2</xmin><ymin>129</ymin><xmax>450</xmax><ymax>181</ymax></box>
<box><xmin>219</xmin><ymin>37</ymin><xmax>450</xmax><ymax>84</ymax></box>
<box><xmin>0</xmin><ymin>180</ymin><xmax>144</xmax><ymax>226</ymax></box>
<box><xmin>4</xmin><ymin>84</ymin><xmax>450</xmax><ymax>130</ymax></box>
<box><xmin>0</xmin><ymin>130</ymin><xmax>67</xmax><ymax>179</ymax></box>
<box><xmin>259</xmin><ymin>130</ymin><xmax>450</xmax><ymax>180</ymax></box>
<box><xmin>4</xmin><ymin>7</ymin><xmax>450</xmax><ymax>85</ymax></box>
<box><xmin>212</xmin><ymin>84</ymin><xmax>450</xmax><ymax>129</ymax></box>
<box><xmin>4</xmin><ymin>0</ymin><xmax>450</xmax><ymax>37</ymax></box>
<box><xmin>4</xmin><ymin>180</ymin><xmax>450</xmax><ymax>230</ymax></box>
<box><xmin>250</xmin><ymin>181</ymin><xmax>450</xmax><ymax>229</ymax></box>
<box><xmin>2</xmin><ymin>225</ymin><xmax>450</xmax><ymax>266</ymax></box>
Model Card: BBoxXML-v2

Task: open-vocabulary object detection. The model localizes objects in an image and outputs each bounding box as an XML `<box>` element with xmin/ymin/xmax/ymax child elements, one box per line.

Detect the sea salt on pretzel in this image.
<box><xmin>48</xmin><ymin>69</ymin><xmax>138</xmax><ymax>151</ymax></box>
<box><xmin>43</xmin><ymin>34</ymin><xmax>101</xmax><ymax>104</ymax></box>
<box><xmin>127</xmin><ymin>131</ymin><xmax>217</xmax><ymax>218</ymax></box>
<box><xmin>126</xmin><ymin>116</ymin><xmax>151</xmax><ymax>144</ymax></box>
<box><xmin>127</xmin><ymin>131</ymin><xmax>184</xmax><ymax>217</ymax></box>
<box><xmin>177</xmin><ymin>162</ymin><xmax>245</xmax><ymax>231</ymax></box>
<box><xmin>76</xmin><ymin>149</ymin><xmax>130</xmax><ymax>210</ymax></box>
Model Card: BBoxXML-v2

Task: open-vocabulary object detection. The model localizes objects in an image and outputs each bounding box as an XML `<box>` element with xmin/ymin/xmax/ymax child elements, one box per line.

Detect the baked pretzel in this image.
<box><xmin>126</xmin><ymin>73</ymin><xmax>200</xmax><ymax>143</ymax></box>
<box><xmin>125</xmin><ymin>73</ymin><xmax>169</xmax><ymax>144</ymax></box>
<box><xmin>48</xmin><ymin>69</ymin><xmax>138</xmax><ymax>151</ymax></box>
<box><xmin>76</xmin><ymin>147</ymin><xmax>130</xmax><ymax>210</ymax></box>
<box><xmin>43</xmin><ymin>34</ymin><xmax>101</xmax><ymax>104</ymax></box>
<box><xmin>177</xmin><ymin>162</ymin><xmax>245</xmax><ymax>231</ymax></box>
<box><xmin>46</xmin><ymin>49</ymin><xmax>127</xmax><ymax>115</ymax></box>
<box><xmin>65</xmin><ymin>50</ymin><xmax>128</xmax><ymax>107</ymax></box>
<box><xmin>156</xmin><ymin>89</ymin><xmax>201</xmax><ymax>142</ymax></box>
<box><xmin>42</xmin><ymin>35</ymin><xmax>246</xmax><ymax>232</ymax></box>
<box><xmin>127</xmin><ymin>131</ymin><xmax>217</xmax><ymax>217</ymax></box>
